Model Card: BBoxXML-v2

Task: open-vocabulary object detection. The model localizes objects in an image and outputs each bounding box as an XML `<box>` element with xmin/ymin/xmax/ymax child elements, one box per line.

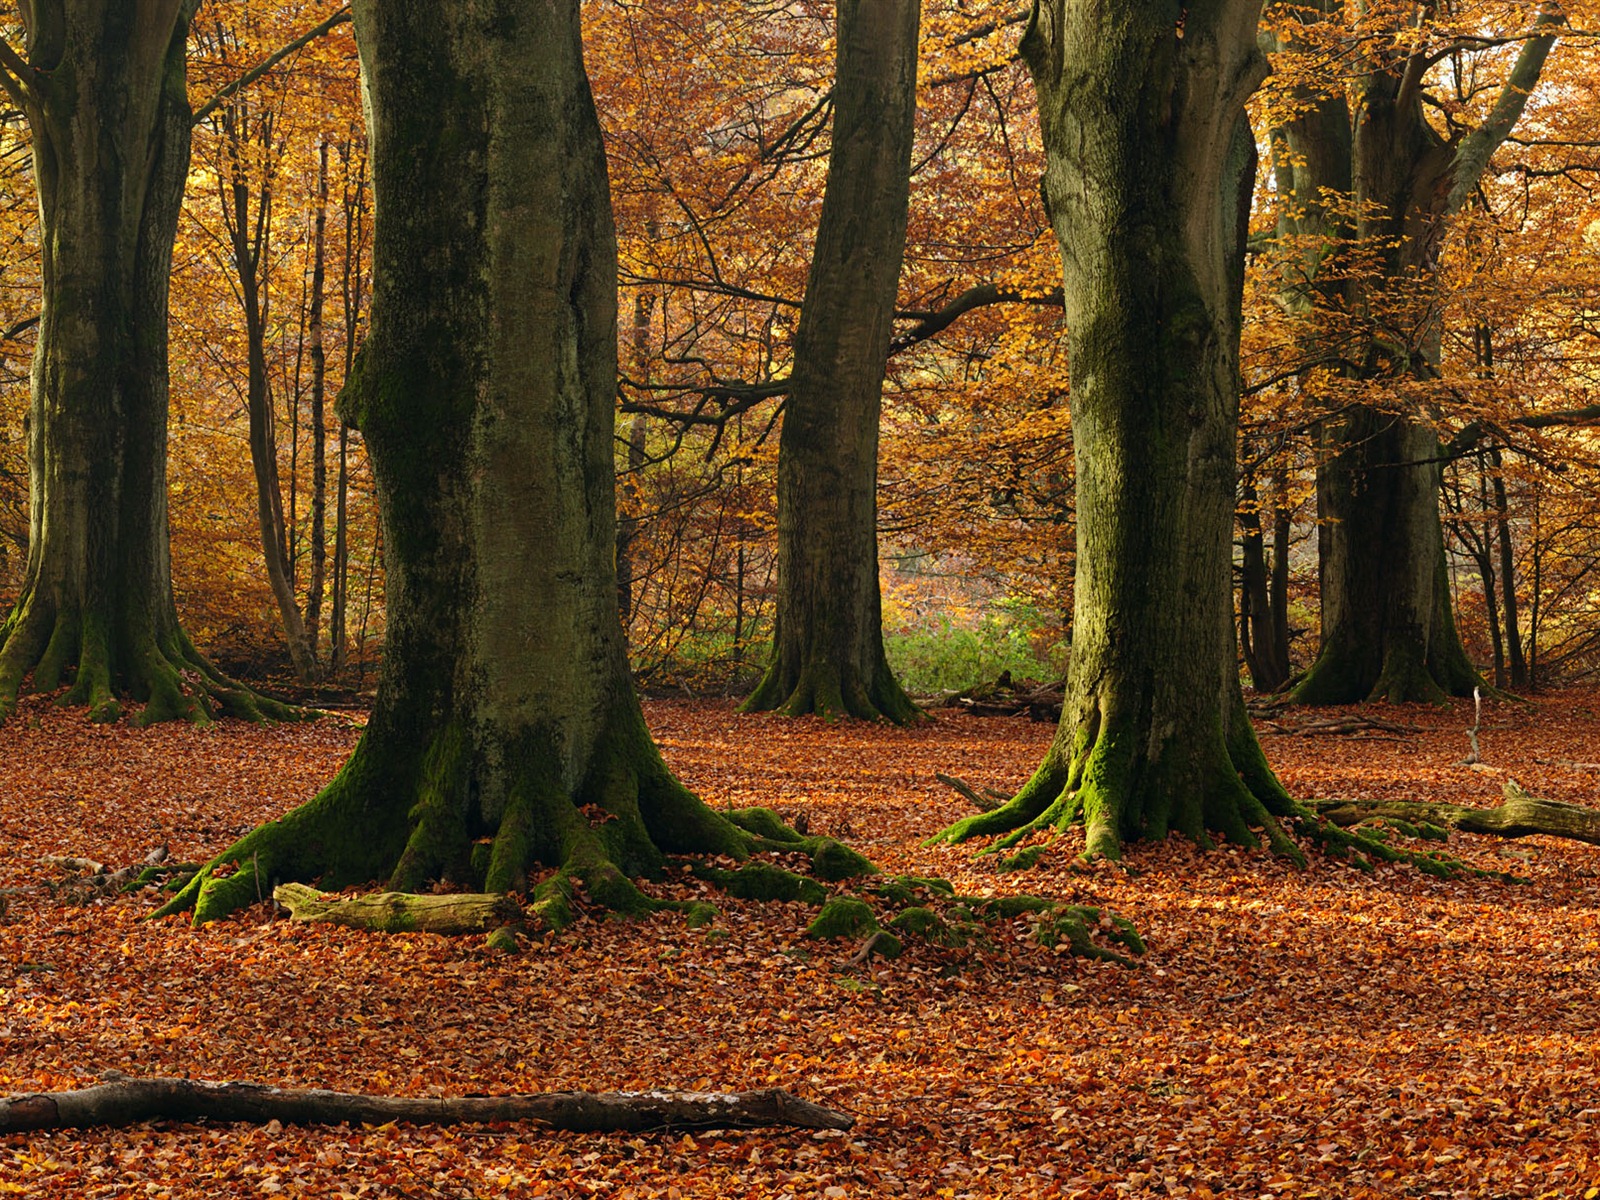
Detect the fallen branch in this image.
<box><xmin>1265</xmin><ymin>715</ymin><xmax>1421</xmax><ymax>737</ymax></box>
<box><xmin>1306</xmin><ymin>779</ymin><xmax>1600</xmax><ymax>846</ymax></box>
<box><xmin>0</xmin><ymin>1075</ymin><xmax>853</xmax><ymax>1133</ymax></box>
<box><xmin>1534</xmin><ymin>758</ymin><xmax>1600</xmax><ymax>772</ymax></box>
<box><xmin>935</xmin><ymin>772</ymin><xmax>1008</xmax><ymax>812</ymax></box>
<box><xmin>273</xmin><ymin>883</ymin><xmax>520</xmax><ymax>935</ymax></box>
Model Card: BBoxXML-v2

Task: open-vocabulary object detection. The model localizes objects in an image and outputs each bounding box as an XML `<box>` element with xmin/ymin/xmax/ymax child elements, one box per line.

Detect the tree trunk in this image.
<box><xmin>1293</xmin><ymin>407</ymin><xmax>1479</xmax><ymax>703</ymax></box>
<box><xmin>218</xmin><ymin>102</ymin><xmax>321</xmax><ymax>685</ymax></box>
<box><xmin>0</xmin><ymin>0</ymin><xmax>286</xmax><ymax>725</ymax></box>
<box><xmin>0</xmin><ymin>1076</ymin><xmax>853</xmax><ymax>1134</ymax></box>
<box><xmin>1280</xmin><ymin>4</ymin><xmax>1562</xmax><ymax>705</ymax></box>
<box><xmin>932</xmin><ymin>0</ymin><xmax>1299</xmax><ymax>861</ymax></box>
<box><xmin>1489</xmin><ymin>448</ymin><xmax>1527</xmax><ymax>688</ymax></box>
<box><xmin>1239</xmin><ymin>473</ymin><xmax>1290</xmax><ymax>691</ymax></box>
<box><xmin>159</xmin><ymin>0</ymin><xmax>799</xmax><ymax>927</ymax></box>
<box><xmin>740</xmin><ymin>0</ymin><xmax>919</xmax><ymax>724</ymax></box>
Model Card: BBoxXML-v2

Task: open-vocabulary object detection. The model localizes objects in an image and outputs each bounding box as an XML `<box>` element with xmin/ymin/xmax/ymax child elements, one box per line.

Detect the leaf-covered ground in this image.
<box><xmin>3</xmin><ymin>692</ymin><xmax>1600</xmax><ymax>1198</ymax></box>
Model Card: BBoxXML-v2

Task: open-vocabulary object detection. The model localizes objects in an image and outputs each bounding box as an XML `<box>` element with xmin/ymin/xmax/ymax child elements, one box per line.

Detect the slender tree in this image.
<box><xmin>932</xmin><ymin>0</ymin><xmax>1300</xmax><ymax>859</ymax></box>
<box><xmin>161</xmin><ymin>0</ymin><xmax>860</xmax><ymax>926</ymax></box>
<box><xmin>740</xmin><ymin>0</ymin><xmax>921</xmax><ymax>723</ymax></box>
<box><xmin>0</xmin><ymin>1</ymin><xmax>283</xmax><ymax>723</ymax></box>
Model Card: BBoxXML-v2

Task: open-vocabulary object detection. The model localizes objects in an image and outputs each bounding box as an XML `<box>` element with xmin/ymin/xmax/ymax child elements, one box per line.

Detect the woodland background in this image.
<box><xmin>2</xmin><ymin>0</ymin><xmax>1593</xmax><ymax>700</ymax></box>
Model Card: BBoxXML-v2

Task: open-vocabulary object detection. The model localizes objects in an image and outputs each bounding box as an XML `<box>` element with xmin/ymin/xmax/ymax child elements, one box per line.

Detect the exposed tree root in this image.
<box><xmin>1305</xmin><ymin>779</ymin><xmax>1600</xmax><ymax>849</ymax></box>
<box><xmin>0</xmin><ymin>597</ymin><xmax>297</xmax><ymax>726</ymax></box>
<box><xmin>741</xmin><ymin>654</ymin><xmax>922</xmax><ymax>725</ymax></box>
<box><xmin>0</xmin><ymin>1074</ymin><xmax>854</xmax><ymax>1133</ymax></box>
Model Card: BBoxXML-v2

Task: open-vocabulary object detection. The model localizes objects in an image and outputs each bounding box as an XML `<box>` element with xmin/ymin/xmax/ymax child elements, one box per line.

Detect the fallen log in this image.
<box><xmin>0</xmin><ymin>1075</ymin><xmax>854</xmax><ymax>1133</ymax></box>
<box><xmin>1305</xmin><ymin>779</ymin><xmax>1600</xmax><ymax>847</ymax></box>
<box><xmin>273</xmin><ymin>883</ymin><xmax>520</xmax><ymax>934</ymax></box>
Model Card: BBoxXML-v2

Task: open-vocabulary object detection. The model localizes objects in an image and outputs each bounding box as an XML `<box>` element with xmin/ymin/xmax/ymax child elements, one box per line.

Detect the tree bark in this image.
<box><xmin>0</xmin><ymin>1076</ymin><xmax>853</xmax><ymax>1133</ymax></box>
<box><xmin>158</xmin><ymin>0</ymin><xmax>803</xmax><ymax>927</ymax></box>
<box><xmin>1280</xmin><ymin>3</ymin><xmax>1562</xmax><ymax>705</ymax></box>
<box><xmin>740</xmin><ymin>0</ymin><xmax>920</xmax><ymax>724</ymax></box>
<box><xmin>932</xmin><ymin>0</ymin><xmax>1299</xmax><ymax>860</ymax></box>
<box><xmin>1306</xmin><ymin>779</ymin><xmax>1600</xmax><ymax>848</ymax></box>
<box><xmin>0</xmin><ymin>1</ymin><xmax>286</xmax><ymax>725</ymax></box>
<box><xmin>273</xmin><ymin>882</ymin><xmax>521</xmax><ymax>934</ymax></box>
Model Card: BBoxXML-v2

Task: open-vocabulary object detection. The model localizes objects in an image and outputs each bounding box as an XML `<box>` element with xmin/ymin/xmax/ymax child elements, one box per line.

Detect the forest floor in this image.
<box><xmin>3</xmin><ymin>690</ymin><xmax>1600</xmax><ymax>1198</ymax></box>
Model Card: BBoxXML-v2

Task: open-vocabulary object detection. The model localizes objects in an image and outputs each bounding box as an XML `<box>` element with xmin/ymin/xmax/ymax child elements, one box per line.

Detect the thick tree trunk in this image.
<box><xmin>0</xmin><ymin>0</ymin><xmax>284</xmax><ymax>725</ymax></box>
<box><xmin>1292</xmin><ymin>407</ymin><xmax>1479</xmax><ymax>703</ymax></box>
<box><xmin>159</xmin><ymin>0</ymin><xmax>801</xmax><ymax>927</ymax></box>
<box><xmin>0</xmin><ymin>1076</ymin><xmax>854</xmax><ymax>1134</ymax></box>
<box><xmin>932</xmin><ymin>1</ymin><xmax>1299</xmax><ymax>860</ymax></box>
<box><xmin>1279</xmin><ymin>4</ymin><xmax>1561</xmax><ymax>705</ymax></box>
<box><xmin>740</xmin><ymin>0</ymin><xmax>920</xmax><ymax>724</ymax></box>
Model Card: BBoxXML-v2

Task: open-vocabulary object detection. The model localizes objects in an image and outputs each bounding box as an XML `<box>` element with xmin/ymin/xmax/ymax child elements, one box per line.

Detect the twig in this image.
<box><xmin>935</xmin><ymin>773</ymin><xmax>1006</xmax><ymax>812</ymax></box>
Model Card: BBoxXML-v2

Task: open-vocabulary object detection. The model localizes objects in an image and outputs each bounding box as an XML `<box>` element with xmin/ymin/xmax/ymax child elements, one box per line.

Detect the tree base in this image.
<box><xmin>1290</xmin><ymin>637</ymin><xmax>1481</xmax><ymax>707</ymax></box>
<box><xmin>741</xmin><ymin>657</ymin><xmax>923</xmax><ymax>725</ymax></box>
<box><xmin>0</xmin><ymin>1074</ymin><xmax>854</xmax><ymax>1133</ymax></box>
<box><xmin>0</xmin><ymin>599</ymin><xmax>296</xmax><ymax>726</ymax></box>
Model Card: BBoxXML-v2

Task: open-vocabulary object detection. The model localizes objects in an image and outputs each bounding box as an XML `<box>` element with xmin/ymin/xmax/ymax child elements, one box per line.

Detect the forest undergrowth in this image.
<box><xmin>2</xmin><ymin>692</ymin><xmax>1599</xmax><ymax>1198</ymax></box>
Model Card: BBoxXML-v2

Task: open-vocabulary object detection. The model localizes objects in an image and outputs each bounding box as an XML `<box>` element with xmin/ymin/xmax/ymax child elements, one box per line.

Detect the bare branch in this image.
<box><xmin>191</xmin><ymin>6</ymin><xmax>351</xmax><ymax>126</ymax></box>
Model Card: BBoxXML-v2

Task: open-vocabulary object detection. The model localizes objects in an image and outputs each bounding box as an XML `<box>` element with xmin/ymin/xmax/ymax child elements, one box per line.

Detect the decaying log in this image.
<box><xmin>1306</xmin><ymin>779</ymin><xmax>1600</xmax><ymax>847</ymax></box>
<box><xmin>273</xmin><ymin>883</ymin><xmax>521</xmax><ymax>934</ymax></box>
<box><xmin>0</xmin><ymin>1075</ymin><xmax>854</xmax><ymax>1133</ymax></box>
<box><xmin>939</xmin><ymin>673</ymin><xmax>1065</xmax><ymax>722</ymax></box>
<box><xmin>1264</xmin><ymin>715</ymin><xmax>1420</xmax><ymax>738</ymax></box>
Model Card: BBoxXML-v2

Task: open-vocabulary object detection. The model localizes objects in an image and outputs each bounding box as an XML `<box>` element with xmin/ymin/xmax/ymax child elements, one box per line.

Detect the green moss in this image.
<box><xmin>810</xmin><ymin>837</ymin><xmax>876</xmax><ymax>881</ymax></box>
<box><xmin>806</xmin><ymin>897</ymin><xmax>879</xmax><ymax>940</ymax></box>
<box><xmin>887</xmin><ymin>905</ymin><xmax>966</xmax><ymax>948</ymax></box>
<box><xmin>867</xmin><ymin>930</ymin><xmax>902</xmax><ymax>959</ymax></box>
<box><xmin>728</xmin><ymin>807</ymin><xmax>804</xmax><ymax>844</ymax></box>
<box><xmin>998</xmin><ymin>845</ymin><xmax>1047</xmax><ymax>872</ymax></box>
<box><xmin>695</xmin><ymin>862</ymin><xmax>827</xmax><ymax>905</ymax></box>
<box><xmin>685</xmin><ymin>901</ymin><xmax>718</xmax><ymax>929</ymax></box>
<box><xmin>485</xmin><ymin>925</ymin><xmax>520</xmax><ymax>954</ymax></box>
<box><xmin>869</xmin><ymin>874</ymin><xmax>955</xmax><ymax>907</ymax></box>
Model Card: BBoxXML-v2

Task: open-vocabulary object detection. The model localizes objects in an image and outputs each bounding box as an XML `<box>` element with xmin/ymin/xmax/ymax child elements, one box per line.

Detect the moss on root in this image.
<box><xmin>693</xmin><ymin>862</ymin><xmax>828</xmax><ymax>905</ymax></box>
<box><xmin>806</xmin><ymin>897</ymin><xmax>878</xmax><ymax>940</ymax></box>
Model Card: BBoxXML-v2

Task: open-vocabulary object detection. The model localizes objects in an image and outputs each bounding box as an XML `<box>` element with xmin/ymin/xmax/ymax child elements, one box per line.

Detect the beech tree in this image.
<box><xmin>741</xmin><ymin>0</ymin><xmax>922</xmax><ymax>723</ymax></box>
<box><xmin>933</xmin><ymin>0</ymin><xmax>1300</xmax><ymax>859</ymax></box>
<box><xmin>1265</xmin><ymin>0</ymin><xmax>1564</xmax><ymax>704</ymax></box>
<box><xmin>0</xmin><ymin>0</ymin><xmax>291</xmax><ymax>724</ymax></box>
<box><xmin>160</xmin><ymin>0</ymin><xmax>863</xmax><ymax>926</ymax></box>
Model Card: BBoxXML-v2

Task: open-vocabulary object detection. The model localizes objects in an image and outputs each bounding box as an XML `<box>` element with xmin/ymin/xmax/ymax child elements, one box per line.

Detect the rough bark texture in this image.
<box><xmin>0</xmin><ymin>1076</ymin><xmax>854</xmax><ymax>1133</ymax></box>
<box><xmin>932</xmin><ymin>0</ymin><xmax>1299</xmax><ymax>860</ymax></box>
<box><xmin>1276</xmin><ymin>3</ymin><xmax>1562</xmax><ymax>705</ymax></box>
<box><xmin>741</xmin><ymin>0</ymin><xmax>920</xmax><ymax>724</ymax></box>
<box><xmin>0</xmin><ymin>1</ymin><xmax>285</xmax><ymax>724</ymax></box>
<box><xmin>158</xmin><ymin>0</ymin><xmax>795</xmax><ymax>928</ymax></box>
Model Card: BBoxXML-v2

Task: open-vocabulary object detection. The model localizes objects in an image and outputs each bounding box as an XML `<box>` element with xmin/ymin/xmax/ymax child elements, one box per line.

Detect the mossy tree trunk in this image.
<box><xmin>161</xmin><ymin>0</ymin><xmax>762</xmax><ymax>926</ymax></box>
<box><xmin>932</xmin><ymin>0</ymin><xmax>1300</xmax><ymax>860</ymax></box>
<box><xmin>0</xmin><ymin>1</ymin><xmax>280</xmax><ymax>725</ymax></box>
<box><xmin>1276</xmin><ymin>3</ymin><xmax>1562</xmax><ymax>705</ymax></box>
<box><xmin>741</xmin><ymin>0</ymin><xmax>920</xmax><ymax>724</ymax></box>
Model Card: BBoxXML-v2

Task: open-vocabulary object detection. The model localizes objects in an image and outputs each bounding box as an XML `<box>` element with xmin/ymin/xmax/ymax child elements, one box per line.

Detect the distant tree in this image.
<box><xmin>741</xmin><ymin>0</ymin><xmax>922</xmax><ymax>723</ymax></box>
<box><xmin>1263</xmin><ymin>0</ymin><xmax>1564</xmax><ymax>704</ymax></box>
<box><xmin>0</xmin><ymin>0</ymin><xmax>283</xmax><ymax>723</ymax></box>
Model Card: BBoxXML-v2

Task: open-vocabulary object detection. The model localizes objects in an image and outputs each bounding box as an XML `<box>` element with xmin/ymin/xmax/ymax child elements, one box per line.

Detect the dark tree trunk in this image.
<box><xmin>0</xmin><ymin>0</ymin><xmax>284</xmax><ymax>724</ymax></box>
<box><xmin>1239</xmin><ymin>474</ymin><xmax>1291</xmax><ymax>692</ymax></box>
<box><xmin>1491</xmin><ymin>448</ymin><xmax>1527</xmax><ymax>687</ymax></box>
<box><xmin>160</xmin><ymin>0</ymin><xmax>808</xmax><ymax>927</ymax></box>
<box><xmin>1278</xmin><ymin>4</ymin><xmax>1562</xmax><ymax>705</ymax></box>
<box><xmin>933</xmin><ymin>0</ymin><xmax>1299</xmax><ymax>861</ymax></box>
<box><xmin>740</xmin><ymin>0</ymin><xmax>919</xmax><ymax>724</ymax></box>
